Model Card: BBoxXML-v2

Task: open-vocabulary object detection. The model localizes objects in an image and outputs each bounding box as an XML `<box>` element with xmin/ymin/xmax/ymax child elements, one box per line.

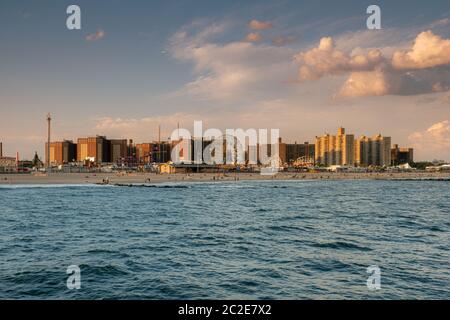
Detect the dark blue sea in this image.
<box><xmin>0</xmin><ymin>180</ymin><xmax>448</xmax><ymax>299</ymax></box>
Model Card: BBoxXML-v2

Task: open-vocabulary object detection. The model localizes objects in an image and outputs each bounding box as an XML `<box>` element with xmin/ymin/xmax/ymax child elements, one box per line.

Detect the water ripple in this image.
<box><xmin>0</xmin><ymin>180</ymin><xmax>448</xmax><ymax>299</ymax></box>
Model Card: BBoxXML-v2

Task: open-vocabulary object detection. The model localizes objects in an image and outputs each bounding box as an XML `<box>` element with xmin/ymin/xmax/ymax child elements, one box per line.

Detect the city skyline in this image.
<box><xmin>3</xmin><ymin>124</ymin><xmax>417</xmax><ymax>168</ymax></box>
<box><xmin>1</xmin><ymin>0</ymin><xmax>450</xmax><ymax>161</ymax></box>
<box><xmin>0</xmin><ymin>115</ymin><xmax>442</xmax><ymax>163</ymax></box>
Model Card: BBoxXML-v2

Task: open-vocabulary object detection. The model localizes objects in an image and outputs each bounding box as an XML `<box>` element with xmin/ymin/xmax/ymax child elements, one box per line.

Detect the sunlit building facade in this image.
<box><xmin>45</xmin><ymin>140</ymin><xmax>77</xmax><ymax>165</ymax></box>
<box><xmin>355</xmin><ymin>134</ymin><xmax>391</xmax><ymax>167</ymax></box>
<box><xmin>77</xmin><ymin>136</ymin><xmax>109</xmax><ymax>164</ymax></box>
<box><xmin>315</xmin><ymin>127</ymin><xmax>354</xmax><ymax>166</ymax></box>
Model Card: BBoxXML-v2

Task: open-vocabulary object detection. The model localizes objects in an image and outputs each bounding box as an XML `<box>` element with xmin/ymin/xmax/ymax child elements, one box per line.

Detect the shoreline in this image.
<box><xmin>0</xmin><ymin>172</ymin><xmax>449</xmax><ymax>185</ymax></box>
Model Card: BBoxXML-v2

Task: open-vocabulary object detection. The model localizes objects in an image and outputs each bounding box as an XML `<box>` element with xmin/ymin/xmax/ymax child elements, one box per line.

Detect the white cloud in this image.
<box><xmin>168</xmin><ymin>20</ymin><xmax>450</xmax><ymax>103</ymax></box>
<box><xmin>333</xmin><ymin>27</ymin><xmax>416</xmax><ymax>55</ymax></box>
<box><xmin>392</xmin><ymin>31</ymin><xmax>450</xmax><ymax>69</ymax></box>
<box><xmin>338</xmin><ymin>69</ymin><xmax>389</xmax><ymax>98</ymax></box>
<box><xmin>339</xmin><ymin>67</ymin><xmax>450</xmax><ymax>98</ymax></box>
<box><xmin>170</xmin><ymin>19</ymin><xmax>450</xmax><ymax>101</ymax></box>
<box><xmin>294</xmin><ymin>31</ymin><xmax>450</xmax><ymax>98</ymax></box>
<box><xmin>294</xmin><ymin>37</ymin><xmax>384</xmax><ymax>81</ymax></box>
<box><xmin>409</xmin><ymin>120</ymin><xmax>450</xmax><ymax>161</ymax></box>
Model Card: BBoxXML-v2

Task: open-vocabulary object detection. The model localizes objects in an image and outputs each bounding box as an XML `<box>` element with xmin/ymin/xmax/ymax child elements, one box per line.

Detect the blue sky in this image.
<box><xmin>1</xmin><ymin>0</ymin><xmax>450</xmax><ymax>160</ymax></box>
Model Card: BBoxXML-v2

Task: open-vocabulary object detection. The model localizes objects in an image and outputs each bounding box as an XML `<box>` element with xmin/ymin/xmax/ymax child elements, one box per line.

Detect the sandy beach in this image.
<box><xmin>0</xmin><ymin>171</ymin><xmax>449</xmax><ymax>185</ymax></box>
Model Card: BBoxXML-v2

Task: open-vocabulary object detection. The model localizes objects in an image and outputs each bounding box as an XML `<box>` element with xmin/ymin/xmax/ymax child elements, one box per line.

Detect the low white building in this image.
<box><xmin>426</xmin><ymin>164</ymin><xmax>450</xmax><ymax>172</ymax></box>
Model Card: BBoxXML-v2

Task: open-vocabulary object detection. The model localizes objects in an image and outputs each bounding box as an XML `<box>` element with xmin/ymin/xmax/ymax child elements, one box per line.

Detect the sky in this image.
<box><xmin>0</xmin><ymin>0</ymin><xmax>449</xmax><ymax>161</ymax></box>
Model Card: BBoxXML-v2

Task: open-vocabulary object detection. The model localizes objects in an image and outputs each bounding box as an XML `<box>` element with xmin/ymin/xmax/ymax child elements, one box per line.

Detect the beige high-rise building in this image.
<box><xmin>315</xmin><ymin>127</ymin><xmax>354</xmax><ymax>166</ymax></box>
<box><xmin>355</xmin><ymin>134</ymin><xmax>391</xmax><ymax>167</ymax></box>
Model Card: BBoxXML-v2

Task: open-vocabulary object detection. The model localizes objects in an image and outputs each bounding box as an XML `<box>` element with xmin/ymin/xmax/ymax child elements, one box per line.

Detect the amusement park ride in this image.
<box><xmin>293</xmin><ymin>156</ymin><xmax>315</xmax><ymax>168</ymax></box>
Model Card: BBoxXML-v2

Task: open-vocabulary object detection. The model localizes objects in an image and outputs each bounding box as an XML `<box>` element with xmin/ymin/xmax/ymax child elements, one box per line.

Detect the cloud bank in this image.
<box><xmin>294</xmin><ymin>30</ymin><xmax>450</xmax><ymax>98</ymax></box>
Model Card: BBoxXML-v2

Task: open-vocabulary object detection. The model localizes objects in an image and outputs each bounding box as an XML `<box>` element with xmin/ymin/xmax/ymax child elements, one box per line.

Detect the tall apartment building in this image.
<box><xmin>315</xmin><ymin>127</ymin><xmax>354</xmax><ymax>166</ymax></box>
<box><xmin>355</xmin><ymin>134</ymin><xmax>391</xmax><ymax>167</ymax></box>
<box><xmin>391</xmin><ymin>144</ymin><xmax>413</xmax><ymax>165</ymax></box>
<box><xmin>45</xmin><ymin>140</ymin><xmax>77</xmax><ymax>165</ymax></box>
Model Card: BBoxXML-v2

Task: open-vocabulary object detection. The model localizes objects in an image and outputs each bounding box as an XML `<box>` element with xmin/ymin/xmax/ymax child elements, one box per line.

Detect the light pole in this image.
<box><xmin>46</xmin><ymin>113</ymin><xmax>51</xmax><ymax>171</ymax></box>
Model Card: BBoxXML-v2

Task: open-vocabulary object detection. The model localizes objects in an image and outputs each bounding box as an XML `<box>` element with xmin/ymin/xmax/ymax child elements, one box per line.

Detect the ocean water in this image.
<box><xmin>0</xmin><ymin>180</ymin><xmax>448</xmax><ymax>300</ymax></box>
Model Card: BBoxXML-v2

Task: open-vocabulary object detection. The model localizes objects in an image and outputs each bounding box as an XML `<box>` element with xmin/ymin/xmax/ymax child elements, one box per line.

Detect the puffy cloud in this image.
<box><xmin>294</xmin><ymin>37</ymin><xmax>384</xmax><ymax>81</ymax></box>
<box><xmin>245</xmin><ymin>32</ymin><xmax>263</xmax><ymax>42</ymax></box>
<box><xmin>85</xmin><ymin>29</ymin><xmax>105</xmax><ymax>42</ymax></box>
<box><xmin>338</xmin><ymin>69</ymin><xmax>389</xmax><ymax>98</ymax></box>
<box><xmin>392</xmin><ymin>31</ymin><xmax>450</xmax><ymax>69</ymax></box>
<box><xmin>171</xmin><ymin>21</ymin><xmax>450</xmax><ymax>101</ymax></box>
<box><xmin>410</xmin><ymin>120</ymin><xmax>450</xmax><ymax>145</ymax></box>
<box><xmin>339</xmin><ymin>67</ymin><xmax>450</xmax><ymax>98</ymax></box>
<box><xmin>295</xmin><ymin>31</ymin><xmax>450</xmax><ymax>98</ymax></box>
<box><xmin>248</xmin><ymin>20</ymin><xmax>273</xmax><ymax>30</ymax></box>
<box><xmin>409</xmin><ymin>120</ymin><xmax>450</xmax><ymax>160</ymax></box>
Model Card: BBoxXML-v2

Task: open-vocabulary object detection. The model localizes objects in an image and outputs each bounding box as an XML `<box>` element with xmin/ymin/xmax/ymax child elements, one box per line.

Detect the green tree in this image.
<box><xmin>411</xmin><ymin>162</ymin><xmax>433</xmax><ymax>170</ymax></box>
